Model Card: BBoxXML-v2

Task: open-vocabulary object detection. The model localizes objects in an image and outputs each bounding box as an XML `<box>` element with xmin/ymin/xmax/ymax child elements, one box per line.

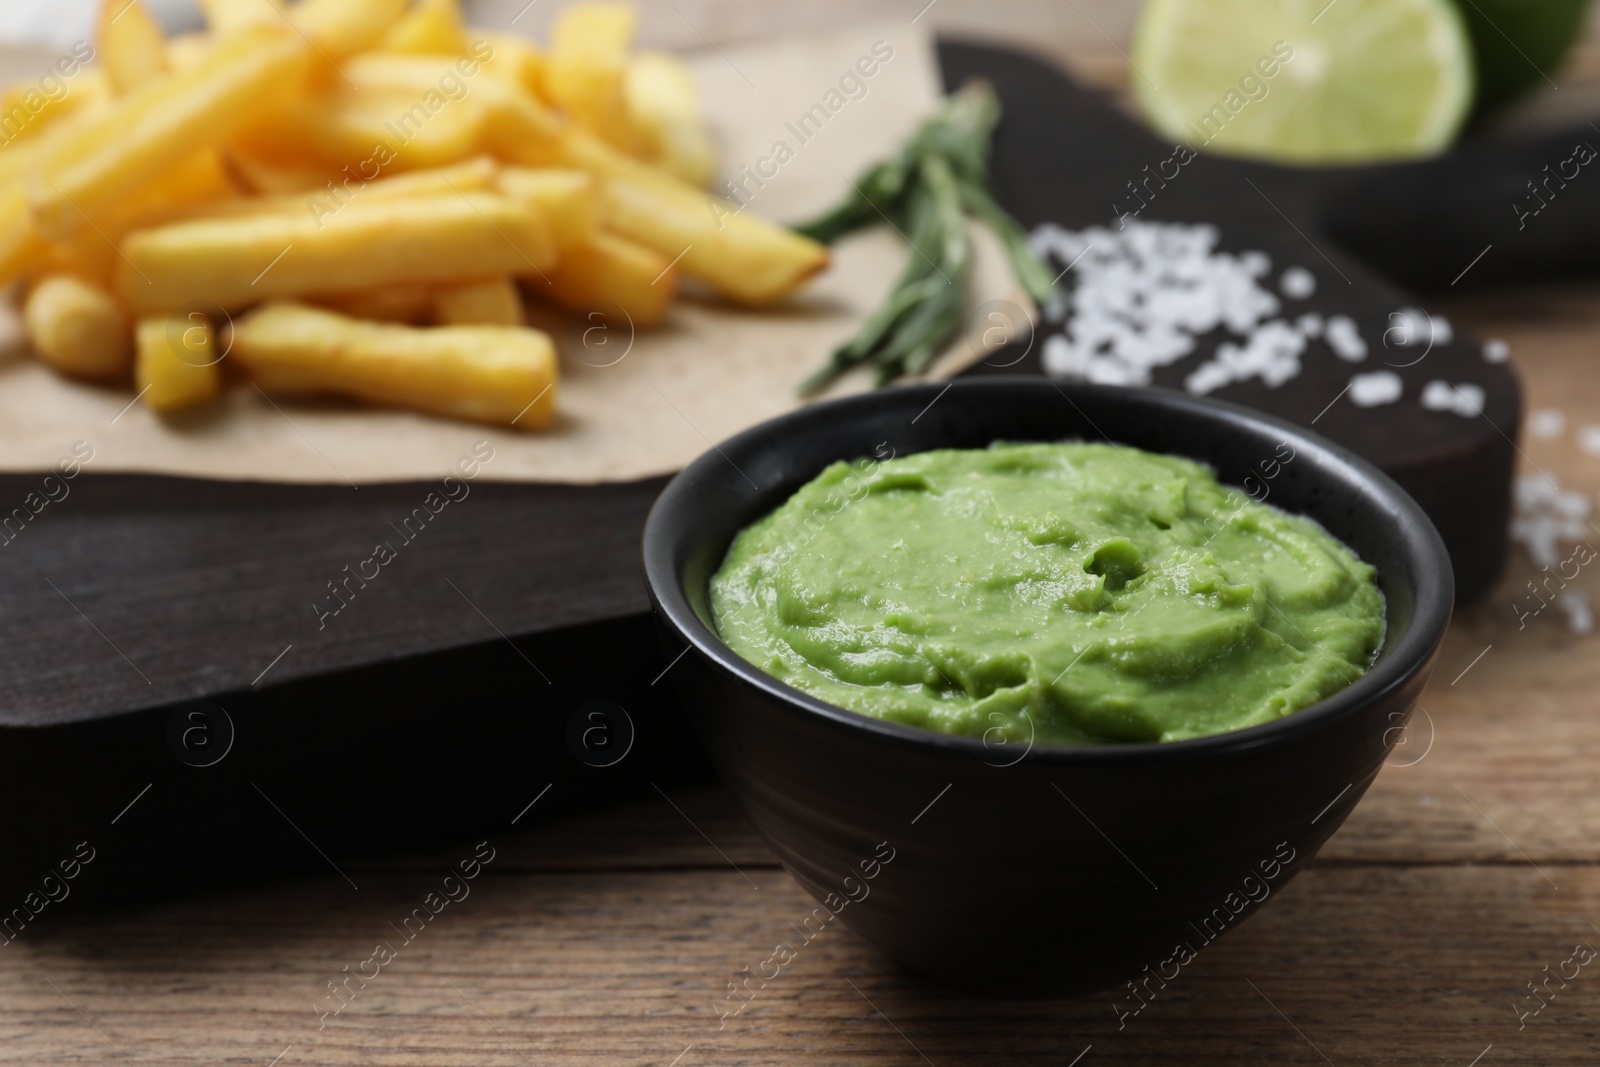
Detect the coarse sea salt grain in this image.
<box><xmin>1421</xmin><ymin>379</ymin><xmax>1484</xmax><ymax>417</ymax></box>
<box><xmin>1349</xmin><ymin>370</ymin><xmax>1402</xmax><ymax>407</ymax></box>
<box><xmin>1325</xmin><ymin>315</ymin><xmax>1367</xmax><ymax>362</ymax></box>
<box><xmin>1482</xmin><ymin>338</ymin><xmax>1510</xmax><ymax>363</ymax></box>
<box><xmin>1029</xmin><ymin>220</ymin><xmax>1371</xmax><ymax>396</ymax></box>
<box><xmin>1387</xmin><ymin>307</ymin><xmax>1453</xmax><ymax>349</ymax></box>
<box><xmin>1510</xmin><ymin>474</ymin><xmax>1591</xmax><ymax>570</ymax></box>
<box><xmin>1530</xmin><ymin>409</ymin><xmax>1565</xmax><ymax>438</ymax></box>
<box><xmin>1578</xmin><ymin>425</ymin><xmax>1600</xmax><ymax>457</ymax></box>
<box><xmin>1280</xmin><ymin>267</ymin><xmax>1316</xmax><ymax>299</ymax></box>
<box><xmin>1510</xmin><ymin>474</ymin><xmax>1598</xmax><ymax>636</ymax></box>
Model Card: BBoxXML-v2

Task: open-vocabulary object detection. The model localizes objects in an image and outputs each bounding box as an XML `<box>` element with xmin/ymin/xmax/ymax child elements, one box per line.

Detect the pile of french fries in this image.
<box><xmin>2</xmin><ymin>0</ymin><xmax>829</xmax><ymax>430</ymax></box>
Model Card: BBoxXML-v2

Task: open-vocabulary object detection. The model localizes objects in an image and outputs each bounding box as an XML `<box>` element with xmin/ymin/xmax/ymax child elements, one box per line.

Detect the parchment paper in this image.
<box><xmin>0</xmin><ymin>24</ymin><xmax>1025</xmax><ymax>484</ymax></box>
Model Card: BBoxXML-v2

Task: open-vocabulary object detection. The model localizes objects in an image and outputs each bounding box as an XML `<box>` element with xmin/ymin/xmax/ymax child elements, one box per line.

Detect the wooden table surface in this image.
<box><xmin>9</xmin><ymin>4</ymin><xmax>1600</xmax><ymax>1064</ymax></box>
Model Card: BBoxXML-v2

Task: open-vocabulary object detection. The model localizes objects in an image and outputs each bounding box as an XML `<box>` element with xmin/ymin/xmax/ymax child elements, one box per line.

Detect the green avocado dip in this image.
<box><xmin>709</xmin><ymin>441</ymin><xmax>1386</xmax><ymax>745</ymax></box>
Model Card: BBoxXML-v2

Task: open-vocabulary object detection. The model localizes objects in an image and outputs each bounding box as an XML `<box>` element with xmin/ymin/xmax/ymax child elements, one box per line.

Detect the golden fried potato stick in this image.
<box><xmin>118</xmin><ymin>192</ymin><xmax>558</xmax><ymax>313</ymax></box>
<box><xmin>38</xmin><ymin>150</ymin><xmax>238</xmax><ymax>286</ymax></box>
<box><xmin>230</xmin><ymin>87</ymin><xmax>490</xmax><ymax>173</ymax></box>
<box><xmin>341</xmin><ymin>49</ymin><xmax>562</xmax><ymax>161</ymax></box>
<box><xmin>195</xmin><ymin>0</ymin><xmax>288</xmax><ymax>35</ymax></box>
<box><xmin>625</xmin><ymin>52</ymin><xmax>714</xmax><ymax>187</ymax></box>
<box><xmin>538</xmin><ymin>230</ymin><xmax>673</xmax><ymax>325</ymax></box>
<box><xmin>136</xmin><ymin>314</ymin><xmax>221</xmax><ymax>411</ymax></box>
<box><xmin>434</xmin><ymin>277</ymin><xmax>524</xmax><ymax>326</ymax></box>
<box><xmin>0</xmin><ymin>188</ymin><xmax>51</xmax><ymax>288</ymax></box>
<box><xmin>98</xmin><ymin>0</ymin><xmax>169</xmax><ymax>96</ymax></box>
<box><xmin>350</xmin><ymin>155</ymin><xmax>497</xmax><ymax>199</ymax></box>
<box><xmin>232</xmin><ymin>301</ymin><xmax>557</xmax><ymax>430</ymax></box>
<box><xmin>494</xmin><ymin>167</ymin><xmax>596</xmax><ymax>249</ymax></box>
<box><xmin>479</xmin><ymin>32</ymin><xmax>549</xmax><ymax>104</ymax></box>
<box><xmin>30</xmin><ymin>25</ymin><xmax>308</xmax><ymax>241</ymax></box>
<box><xmin>558</xmin><ymin>130</ymin><xmax>828</xmax><ymax>306</ymax></box>
<box><xmin>226</xmin><ymin>144</ymin><xmax>348</xmax><ymax>195</ymax></box>
<box><xmin>166</xmin><ymin>33</ymin><xmax>213</xmax><ymax>72</ymax></box>
<box><xmin>313</xmin><ymin>283</ymin><xmax>437</xmax><ymax>324</ymax></box>
<box><xmin>381</xmin><ymin>0</ymin><xmax>470</xmax><ymax>54</ymax></box>
<box><xmin>0</xmin><ymin>80</ymin><xmax>114</xmax><ymax>284</ymax></box>
<box><xmin>0</xmin><ymin>62</ymin><xmax>106</xmax><ymax>160</ymax></box>
<box><xmin>293</xmin><ymin>0</ymin><xmax>409</xmax><ymax>57</ymax></box>
<box><xmin>24</xmin><ymin>275</ymin><xmax>133</xmax><ymax>381</ymax></box>
<box><xmin>193</xmin><ymin>156</ymin><xmax>498</xmax><ymax>222</ymax></box>
<box><xmin>547</xmin><ymin>2</ymin><xmax>642</xmax><ymax>155</ymax></box>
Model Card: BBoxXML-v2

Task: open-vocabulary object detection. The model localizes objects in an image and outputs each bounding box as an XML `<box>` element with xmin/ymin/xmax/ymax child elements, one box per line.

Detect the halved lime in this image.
<box><xmin>1131</xmin><ymin>0</ymin><xmax>1475</xmax><ymax>164</ymax></box>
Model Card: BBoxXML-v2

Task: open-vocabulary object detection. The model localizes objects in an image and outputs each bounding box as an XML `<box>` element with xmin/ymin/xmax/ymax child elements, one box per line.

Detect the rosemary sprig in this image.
<box><xmin>794</xmin><ymin>80</ymin><xmax>1054</xmax><ymax>393</ymax></box>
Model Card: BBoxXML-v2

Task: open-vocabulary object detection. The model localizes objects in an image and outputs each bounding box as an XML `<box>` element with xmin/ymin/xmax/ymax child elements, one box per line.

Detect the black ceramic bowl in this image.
<box><xmin>642</xmin><ymin>380</ymin><xmax>1452</xmax><ymax>997</ymax></box>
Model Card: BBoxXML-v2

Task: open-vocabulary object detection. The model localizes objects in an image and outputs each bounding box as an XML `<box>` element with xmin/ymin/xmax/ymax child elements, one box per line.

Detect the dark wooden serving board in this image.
<box><xmin>2</xmin><ymin>39</ymin><xmax>1571</xmax><ymax>905</ymax></box>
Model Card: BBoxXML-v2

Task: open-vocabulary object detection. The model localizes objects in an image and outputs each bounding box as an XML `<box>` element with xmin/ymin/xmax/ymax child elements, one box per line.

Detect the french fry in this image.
<box><xmin>381</xmin><ymin>0</ymin><xmax>470</xmax><ymax>55</ymax></box>
<box><xmin>558</xmin><ymin>130</ymin><xmax>828</xmax><ymax>305</ymax></box>
<box><xmin>232</xmin><ymin>301</ymin><xmax>557</xmax><ymax>430</ymax></box>
<box><xmin>226</xmin><ymin>144</ymin><xmax>345</xmax><ymax>195</ymax></box>
<box><xmin>0</xmin><ymin>61</ymin><xmax>106</xmax><ymax>159</ymax></box>
<box><xmin>479</xmin><ymin>32</ymin><xmax>549</xmax><ymax>103</ymax></box>
<box><xmin>625</xmin><ymin>52</ymin><xmax>714</xmax><ymax>187</ymax></box>
<box><xmin>546</xmin><ymin>2</ymin><xmax>642</xmax><ymax>154</ymax></box>
<box><xmin>136</xmin><ymin>314</ymin><xmax>220</xmax><ymax>411</ymax></box>
<box><xmin>434</xmin><ymin>277</ymin><xmax>524</xmax><ymax>326</ymax></box>
<box><xmin>194</xmin><ymin>156</ymin><xmax>498</xmax><ymax>223</ymax></box>
<box><xmin>195</xmin><ymin>0</ymin><xmax>288</xmax><ymax>35</ymax></box>
<box><xmin>118</xmin><ymin>192</ymin><xmax>558</xmax><ymax>313</ymax></box>
<box><xmin>99</xmin><ymin>0</ymin><xmax>169</xmax><ymax>96</ymax></box>
<box><xmin>341</xmin><ymin>50</ymin><xmax>562</xmax><ymax>161</ymax></box>
<box><xmin>292</xmin><ymin>0</ymin><xmax>409</xmax><ymax>58</ymax></box>
<box><xmin>314</xmin><ymin>284</ymin><xmax>438</xmax><ymax>324</ymax></box>
<box><xmin>0</xmin><ymin>188</ymin><xmax>50</xmax><ymax>288</ymax></box>
<box><xmin>24</xmin><ymin>274</ymin><xmax>133</xmax><ymax>381</ymax></box>
<box><xmin>38</xmin><ymin>149</ymin><xmax>237</xmax><ymax>285</ymax></box>
<box><xmin>167</xmin><ymin>33</ymin><xmax>213</xmax><ymax>72</ymax></box>
<box><xmin>494</xmin><ymin>167</ymin><xmax>595</xmax><ymax>249</ymax></box>
<box><xmin>39</xmin><ymin>158</ymin><xmax>233</xmax><ymax>287</ymax></box>
<box><xmin>230</xmin><ymin>87</ymin><xmax>490</xmax><ymax>173</ymax></box>
<box><xmin>30</xmin><ymin>25</ymin><xmax>308</xmax><ymax>241</ymax></box>
<box><xmin>538</xmin><ymin>230</ymin><xmax>673</xmax><ymax>325</ymax></box>
<box><xmin>351</xmin><ymin>155</ymin><xmax>498</xmax><ymax>199</ymax></box>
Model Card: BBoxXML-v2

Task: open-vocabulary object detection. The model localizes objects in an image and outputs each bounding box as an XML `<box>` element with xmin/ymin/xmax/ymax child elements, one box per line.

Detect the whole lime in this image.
<box><xmin>1453</xmin><ymin>0</ymin><xmax>1591</xmax><ymax>112</ymax></box>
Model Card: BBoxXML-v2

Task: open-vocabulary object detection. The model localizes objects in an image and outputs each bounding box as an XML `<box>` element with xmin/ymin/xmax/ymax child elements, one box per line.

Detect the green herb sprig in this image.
<box><xmin>794</xmin><ymin>80</ymin><xmax>1055</xmax><ymax>394</ymax></box>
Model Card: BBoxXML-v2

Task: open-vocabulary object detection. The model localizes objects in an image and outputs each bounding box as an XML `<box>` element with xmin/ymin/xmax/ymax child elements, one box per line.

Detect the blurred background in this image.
<box><xmin>7</xmin><ymin>0</ymin><xmax>1600</xmax><ymax>137</ymax></box>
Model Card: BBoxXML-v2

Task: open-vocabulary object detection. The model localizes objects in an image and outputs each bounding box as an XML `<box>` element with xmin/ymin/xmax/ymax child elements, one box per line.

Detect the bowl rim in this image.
<box><xmin>642</xmin><ymin>379</ymin><xmax>1455</xmax><ymax>766</ymax></box>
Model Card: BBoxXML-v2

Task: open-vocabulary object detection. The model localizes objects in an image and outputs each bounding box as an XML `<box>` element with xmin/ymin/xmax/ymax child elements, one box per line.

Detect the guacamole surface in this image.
<box><xmin>709</xmin><ymin>441</ymin><xmax>1386</xmax><ymax>745</ymax></box>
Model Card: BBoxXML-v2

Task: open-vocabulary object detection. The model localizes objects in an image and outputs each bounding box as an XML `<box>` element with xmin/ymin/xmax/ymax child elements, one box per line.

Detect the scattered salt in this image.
<box><xmin>1280</xmin><ymin>267</ymin><xmax>1316</xmax><ymax>300</ymax></box>
<box><xmin>1482</xmin><ymin>338</ymin><xmax>1510</xmax><ymax>363</ymax></box>
<box><xmin>1385</xmin><ymin>307</ymin><xmax>1451</xmax><ymax>349</ymax></box>
<box><xmin>1029</xmin><ymin>220</ymin><xmax>1293</xmax><ymax>392</ymax></box>
<box><xmin>1513</xmin><ymin>475</ymin><xmax>1600</xmax><ymax>635</ymax></box>
<box><xmin>1579</xmin><ymin>426</ymin><xmax>1600</xmax><ymax>457</ymax></box>
<box><xmin>1296</xmin><ymin>312</ymin><xmax>1323</xmax><ymax>339</ymax></box>
<box><xmin>1325</xmin><ymin>315</ymin><xmax>1367</xmax><ymax>362</ymax></box>
<box><xmin>1348</xmin><ymin>370</ymin><xmax>1402</xmax><ymax>408</ymax></box>
<box><xmin>1530</xmin><ymin>409</ymin><xmax>1565</xmax><ymax>439</ymax></box>
<box><xmin>1421</xmin><ymin>379</ymin><xmax>1484</xmax><ymax>418</ymax></box>
<box><xmin>1510</xmin><ymin>474</ymin><xmax>1592</xmax><ymax>570</ymax></box>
